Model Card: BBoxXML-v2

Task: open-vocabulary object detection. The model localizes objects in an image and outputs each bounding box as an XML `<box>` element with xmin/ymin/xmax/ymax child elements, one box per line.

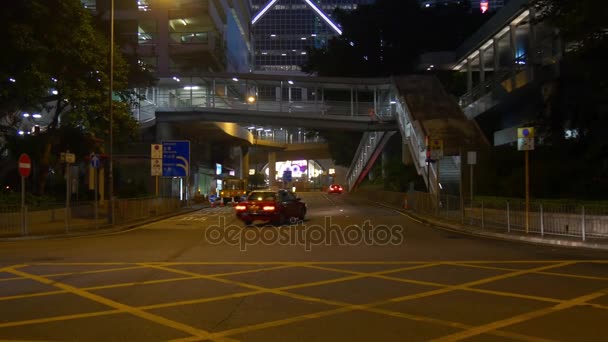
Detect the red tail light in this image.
<box><xmin>262</xmin><ymin>206</ymin><xmax>275</xmax><ymax>211</ymax></box>
<box><xmin>235</xmin><ymin>205</ymin><xmax>247</xmax><ymax>211</ymax></box>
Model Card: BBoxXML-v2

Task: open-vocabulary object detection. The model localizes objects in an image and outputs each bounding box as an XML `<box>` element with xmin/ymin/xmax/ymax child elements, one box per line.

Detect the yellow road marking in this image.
<box><xmin>0</xmin><ymin>290</ymin><xmax>67</xmax><ymax>302</ymax></box>
<box><xmin>0</xmin><ymin>260</ymin><xmax>602</xmax><ymax>342</ymax></box>
<box><xmin>147</xmin><ymin>262</ymin><xmax>571</xmax><ymax>342</ymax></box>
<box><xmin>0</xmin><ymin>309</ymin><xmax>120</xmax><ymax>329</ymax></box>
<box><xmin>454</xmin><ymin>262</ymin><xmax>608</xmax><ymax>282</ymax></box>
<box><xmin>0</xmin><ymin>265</ymin><xmax>292</xmax><ymax>302</ymax></box>
<box><xmin>5</xmin><ymin>268</ymin><xmax>216</xmax><ymax>341</ymax></box>
<box><xmin>0</xmin><ymin>266</ymin><xmax>143</xmax><ymax>286</ymax></box>
<box><xmin>362</xmin><ymin>306</ymin><xmax>556</xmax><ymax>342</ymax></box>
<box><xmin>216</xmin><ymin>262</ymin><xmax>575</xmax><ymax>339</ymax></box>
<box><xmin>430</xmin><ymin>290</ymin><xmax>608</xmax><ymax>342</ymax></box>
<box><xmin>140</xmin><ymin>290</ymin><xmax>265</xmax><ymax>311</ymax></box>
<box><xmin>303</xmin><ymin>264</ymin><xmax>567</xmax><ymax>305</ymax></box>
<box><xmin>8</xmin><ymin>260</ymin><xmax>608</xmax><ymax>267</ymax></box>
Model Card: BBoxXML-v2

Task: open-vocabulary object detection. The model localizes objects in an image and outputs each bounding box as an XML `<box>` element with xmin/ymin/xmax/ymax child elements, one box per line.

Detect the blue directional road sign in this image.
<box><xmin>90</xmin><ymin>154</ymin><xmax>100</xmax><ymax>169</ymax></box>
<box><xmin>162</xmin><ymin>140</ymin><xmax>190</xmax><ymax>177</ymax></box>
<box><xmin>283</xmin><ymin>170</ymin><xmax>292</xmax><ymax>182</ymax></box>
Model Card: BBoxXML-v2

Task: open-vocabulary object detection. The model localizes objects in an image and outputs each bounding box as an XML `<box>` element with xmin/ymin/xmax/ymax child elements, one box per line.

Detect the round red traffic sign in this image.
<box><xmin>18</xmin><ymin>153</ymin><xmax>31</xmax><ymax>177</ymax></box>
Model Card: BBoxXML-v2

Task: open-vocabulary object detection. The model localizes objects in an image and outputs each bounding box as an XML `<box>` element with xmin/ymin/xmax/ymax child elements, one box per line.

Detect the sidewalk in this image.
<box><xmin>0</xmin><ymin>204</ymin><xmax>207</xmax><ymax>242</ymax></box>
<box><xmin>361</xmin><ymin>196</ymin><xmax>608</xmax><ymax>252</ymax></box>
<box><xmin>405</xmin><ymin>210</ymin><xmax>608</xmax><ymax>251</ymax></box>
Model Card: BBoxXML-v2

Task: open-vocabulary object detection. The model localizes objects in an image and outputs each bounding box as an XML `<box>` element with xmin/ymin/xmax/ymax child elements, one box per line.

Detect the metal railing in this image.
<box><xmin>408</xmin><ymin>191</ymin><xmax>608</xmax><ymax>241</ymax></box>
<box><xmin>459</xmin><ymin>54</ymin><xmax>528</xmax><ymax>108</ymax></box>
<box><xmin>0</xmin><ymin>197</ymin><xmax>185</xmax><ymax>238</ymax></box>
<box><xmin>346</xmin><ymin>79</ymin><xmax>442</xmax><ymax>194</ymax></box>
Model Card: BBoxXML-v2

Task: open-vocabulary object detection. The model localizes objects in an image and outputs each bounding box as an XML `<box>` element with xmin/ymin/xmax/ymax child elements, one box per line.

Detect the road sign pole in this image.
<box><xmin>18</xmin><ymin>153</ymin><xmax>32</xmax><ymax>235</ymax></box>
<box><xmin>94</xmin><ymin>167</ymin><xmax>99</xmax><ymax>228</ymax></box>
<box><xmin>65</xmin><ymin>163</ymin><xmax>70</xmax><ymax>233</ymax></box>
<box><xmin>436</xmin><ymin>159</ymin><xmax>440</xmax><ymax>215</ymax></box>
<box><xmin>155</xmin><ymin>176</ymin><xmax>159</xmax><ymax>197</ymax></box>
<box><xmin>459</xmin><ymin>149</ymin><xmax>464</xmax><ymax>223</ymax></box>
<box><xmin>525</xmin><ymin>150</ymin><xmax>530</xmax><ymax>234</ymax></box>
<box><xmin>21</xmin><ymin>175</ymin><xmax>26</xmax><ymax>235</ymax></box>
<box><xmin>470</xmin><ymin>164</ymin><xmax>474</xmax><ymax>209</ymax></box>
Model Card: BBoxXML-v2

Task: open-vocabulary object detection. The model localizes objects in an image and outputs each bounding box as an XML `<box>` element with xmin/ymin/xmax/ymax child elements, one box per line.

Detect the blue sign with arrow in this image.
<box><xmin>90</xmin><ymin>154</ymin><xmax>100</xmax><ymax>169</ymax></box>
<box><xmin>162</xmin><ymin>140</ymin><xmax>190</xmax><ymax>177</ymax></box>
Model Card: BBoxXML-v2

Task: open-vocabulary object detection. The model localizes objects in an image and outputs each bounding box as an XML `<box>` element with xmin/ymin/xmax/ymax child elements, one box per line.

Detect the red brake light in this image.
<box><xmin>262</xmin><ymin>206</ymin><xmax>275</xmax><ymax>211</ymax></box>
<box><xmin>235</xmin><ymin>205</ymin><xmax>247</xmax><ymax>211</ymax></box>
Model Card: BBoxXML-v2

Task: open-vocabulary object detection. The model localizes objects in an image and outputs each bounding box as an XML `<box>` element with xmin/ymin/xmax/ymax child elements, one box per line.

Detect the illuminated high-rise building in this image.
<box><xmin>251</xmin><ymin>0</ymin><xmax>375</xmax><ymax>73</ymax></box>
<box><xmin>419</xmin><ymin>0</ymin><xmax>508</xmax><ymax>12</ymax></box>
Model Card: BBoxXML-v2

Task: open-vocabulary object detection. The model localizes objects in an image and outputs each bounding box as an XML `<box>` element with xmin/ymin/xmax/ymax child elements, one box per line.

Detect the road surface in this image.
<box><xmin>0</xmin><ymin>192</ymin><xmax>606</xmax><ymax>341</ymax></box>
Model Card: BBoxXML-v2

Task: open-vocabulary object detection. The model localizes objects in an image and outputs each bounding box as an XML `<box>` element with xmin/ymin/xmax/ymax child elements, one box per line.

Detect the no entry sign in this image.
<box><xmin>18</xmin><ymin>153</ymin><xmax>31</xmax><ymax>177</ymax></box>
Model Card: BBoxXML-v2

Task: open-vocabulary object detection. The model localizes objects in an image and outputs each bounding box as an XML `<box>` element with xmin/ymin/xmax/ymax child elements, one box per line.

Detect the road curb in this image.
<box><xmin>0</xmin><ymin>206</ymin><xmax>205</xmax><ymax>242</ymax></box>
<box><xmin>356</xmin><ymin>196</ymin><xmax>608</xmax><ymax>252</ymax></box>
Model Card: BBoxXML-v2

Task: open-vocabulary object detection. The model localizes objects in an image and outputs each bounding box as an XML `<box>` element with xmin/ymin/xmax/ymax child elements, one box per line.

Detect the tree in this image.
<box><xmin>0</xmin><ymin>0</ymin><xmax>142</xmax><ymax>194</ymax></box>
<box><xmin>529</xmin><ymin>0</ymin><xmax>608</xmax><ymax>196</ymax></box>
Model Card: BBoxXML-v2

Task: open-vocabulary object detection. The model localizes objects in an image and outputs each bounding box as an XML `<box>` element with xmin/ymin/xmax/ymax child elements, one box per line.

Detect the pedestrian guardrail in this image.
<box><xmin>408</xmin><ymin>191</ymin><xmax>608</xmax><ymax>241</ymax></box>
<box><xmin>0</xmin><ymin>197</ymin><xmax>185</xmax><ymax>238</ymax></box>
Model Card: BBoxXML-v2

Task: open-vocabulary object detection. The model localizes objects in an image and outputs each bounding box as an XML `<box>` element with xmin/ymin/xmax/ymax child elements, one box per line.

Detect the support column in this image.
<box><xmin>350</xmin><ymin>87</ymin><xmax>354</xmax><ymax>116</ymax></box>
<box><xmin>509</xmin><ymin>24</ymin><xmax>518</xmax><ymax>90</ymax></box>
<box><xmin>156</xmin><ymin>3</ymin><xmax>170</xmax><ymax>74</ymax></box>
<box><xmin>381</xmin><ymin>149</ymin><xmax>388</xmax><ymax>183</ymax></box>
<box><xmin>155</xmin><ymin>121</ymin><xmax>172</xmax><ymax>142</ymax></box>
<box><xmin>528</xmin><ymin>9</ymin><xmax>537</xmax><ymax>64</ymax></box>
<box><xmin>528</xmin><ymin>9</ymin><xmax>537</xmax><ymax>81</ymax></box>
<box><xmin>466</xmin><ymin>58</ymin><xmax>473</xmax><ymax>93</ymax></box>
<box><xmin>493</xmin><ymin>38</ymin><xmax>500</xmax><ymax>74</ymax></box>
<box><xmin>479</xmin><ymin>49</ymin><xmax>486</xmax><ymax>83</ymax></box>
<box><xmin>268</xmin><ymin>151</ymin><xmax>276</xmax><ymax>188</ymax></box>
<box><xmin>241</xmin><ymin>146</ymin><xmax>249</xmax><ymax>182</ymax></box>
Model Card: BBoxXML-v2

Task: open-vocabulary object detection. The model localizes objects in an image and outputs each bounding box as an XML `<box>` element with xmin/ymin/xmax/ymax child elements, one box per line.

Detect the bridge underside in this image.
<box><xmin>155</xmin><ymin>109</ymin><xmax>397</xmax><ymax>131</ymax></box>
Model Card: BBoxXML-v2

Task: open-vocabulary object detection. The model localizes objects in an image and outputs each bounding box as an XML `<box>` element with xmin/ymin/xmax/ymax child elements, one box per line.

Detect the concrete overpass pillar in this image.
<box><xmin>156</xmin><ymin>122</ymin><xmax>172</xmax><ymax>142</ymax></box>
<box><xmin>479</xmin><ymin>48</ymin><xmax>485</xmax><ymax>83</ymax></box>
<box><xmin>155</xmin><ymin>2</ymin><xmax>170</xmax><ymax>74</ymax></box>
<box><xmin>381</xmin><ymin>149</ymin><xmax>388</xmax><ymax>180</ymax></box>
<box><xmin>241</xmin><ymin>146</ymin><xmax>250</xmax><ymax>182</ymax></box>
<box><xmin>466</xmin><ymin>59</ymin><xmax>473</xmax><ymax>93</ymax></box>
<box><xmin>509</xmin><ymin>24</ymin><xmax>518</xmax><ymax>90</ymax></box>
<box><xmin>493</xmin><ymin>38</ymin><xmax>500</xmax><ymax>74</ymax></box>
<box><xmin>268</xmin><ymin>151</ymin><xmax>277</xmax><ymax>188</ymax></box>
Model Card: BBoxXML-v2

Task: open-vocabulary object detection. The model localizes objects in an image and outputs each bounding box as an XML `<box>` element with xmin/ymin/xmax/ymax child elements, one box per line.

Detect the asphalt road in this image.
<box><xmin>0</xmin><ymin>192</ymin><xmax>606</xmax><ymax>342</ymax></box>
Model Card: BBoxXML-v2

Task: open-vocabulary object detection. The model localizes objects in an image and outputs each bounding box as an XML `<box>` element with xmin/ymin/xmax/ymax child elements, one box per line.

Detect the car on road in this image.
<box><xmin>328</xmin><ymin>184</ymin><xmax>343</xmax><ymax>194</ymax></box>
<box><xmin>235</xmin><ymin>189</ymin><xmax>307</xmax><ymax>226</ymax></box>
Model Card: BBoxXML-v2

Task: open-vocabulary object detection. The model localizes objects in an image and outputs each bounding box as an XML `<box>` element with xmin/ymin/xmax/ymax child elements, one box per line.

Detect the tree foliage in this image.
<box><xmin>529</xmin><ymin>0</ymin><xmax>607</xmax><ymax>192</ymax></box>
<box><xmin>0</xmin><ymin>0</ymin><xmax>144</xmax><ymax>194</ymax></box>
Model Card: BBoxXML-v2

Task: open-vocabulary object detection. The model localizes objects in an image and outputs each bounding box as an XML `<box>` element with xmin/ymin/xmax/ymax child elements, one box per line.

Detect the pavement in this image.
<box><xmin>0</xmin><ymin>204</ymin><xmax>208</xmax><ymax>241</ymax></box>
<box><xmin>363</xmin><ymin>198</ymin><xmax>608</xmax><ymax>252</ymax></box>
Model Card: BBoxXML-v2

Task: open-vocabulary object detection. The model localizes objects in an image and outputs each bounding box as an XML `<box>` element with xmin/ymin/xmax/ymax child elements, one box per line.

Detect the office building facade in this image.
<box><xmin>251</xmin><ymin>0</ymin><xmax>375</xmax><ymax>73</ymax></box>
<box><xmin>82</xmin><ymin>0</ymin><xmax>253</xmax><ymax>74</ymax></box>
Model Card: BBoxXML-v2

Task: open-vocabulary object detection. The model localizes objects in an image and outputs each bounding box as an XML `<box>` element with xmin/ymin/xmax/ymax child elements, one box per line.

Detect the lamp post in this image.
<box><xmin>108</xmin><ymin>0</ymin><xmax>115</xmax><ymax>224</ymax></box>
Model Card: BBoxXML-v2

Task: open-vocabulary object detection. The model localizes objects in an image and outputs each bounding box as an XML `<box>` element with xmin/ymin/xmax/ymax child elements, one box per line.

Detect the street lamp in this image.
<box><xmin>108</xmin><ymin>0</ymin><xmax>115</xmax><ymax>224</ymax></box>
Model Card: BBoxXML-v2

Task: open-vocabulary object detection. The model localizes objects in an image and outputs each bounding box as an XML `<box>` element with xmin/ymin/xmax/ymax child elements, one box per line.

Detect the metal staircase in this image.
<box><xmin>346</xmin><ymin>76</ymin><xmax>486</xmax><ymax>195</ymax></box>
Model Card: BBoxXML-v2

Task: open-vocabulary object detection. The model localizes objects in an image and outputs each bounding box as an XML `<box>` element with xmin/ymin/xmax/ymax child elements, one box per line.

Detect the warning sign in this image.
<box><xmin>517</xmin><ymin>127</ymin><xmax>534</xmax><ymax>151</ymax></box>
<box><xmin>429</xmin><ymin>138</ymin><xmax>444</xmax><ymax>159</ymax></box>
<box><xmin>151</xmin><ymin>158</ymin><xmax>162</xmax><ymax>176</ymax></box>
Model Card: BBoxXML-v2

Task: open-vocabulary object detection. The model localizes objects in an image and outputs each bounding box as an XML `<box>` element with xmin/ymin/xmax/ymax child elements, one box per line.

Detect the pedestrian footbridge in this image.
<box><xmin>133</xmin><ymin>72</ymin><xmax>486</xmax><ymax>194</ymax></box>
